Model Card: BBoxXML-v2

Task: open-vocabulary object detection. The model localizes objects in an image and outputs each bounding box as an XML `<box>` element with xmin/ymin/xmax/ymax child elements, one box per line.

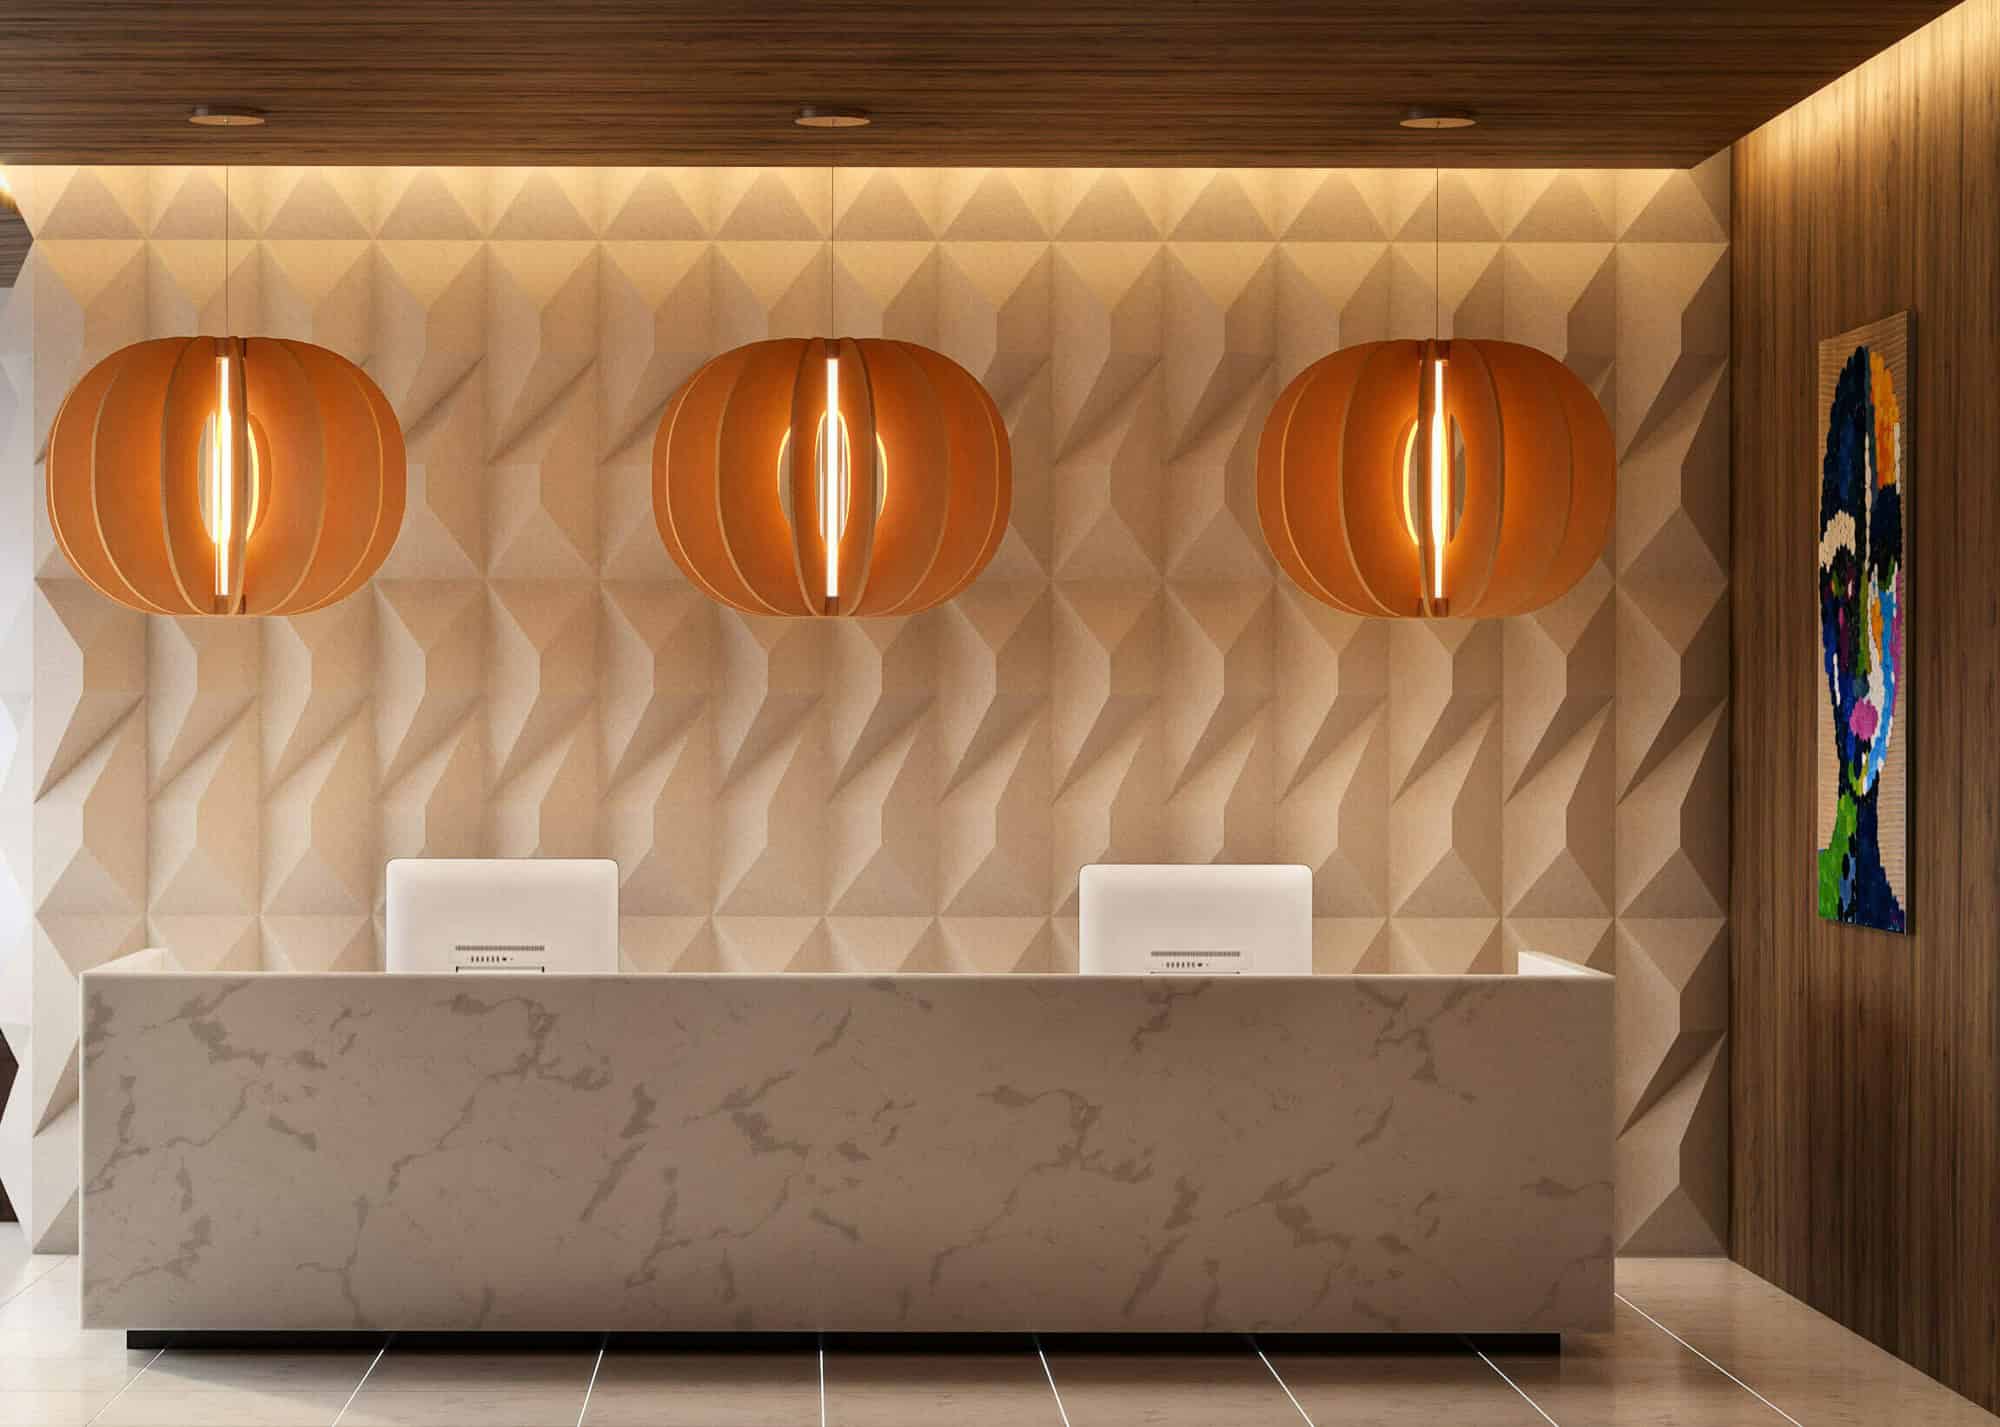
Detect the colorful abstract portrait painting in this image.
<box><xmin>1816</xmin><ymin>312</ymin><xmax>1910</xmax><ymax>933</ymax></box>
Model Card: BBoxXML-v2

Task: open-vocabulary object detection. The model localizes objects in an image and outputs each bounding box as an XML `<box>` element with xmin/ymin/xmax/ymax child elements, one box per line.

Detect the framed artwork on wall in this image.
<box><xmin>1815</xmin><ymin>310</ymin><xmax>1911</xmax><ymax>934</ymax></box>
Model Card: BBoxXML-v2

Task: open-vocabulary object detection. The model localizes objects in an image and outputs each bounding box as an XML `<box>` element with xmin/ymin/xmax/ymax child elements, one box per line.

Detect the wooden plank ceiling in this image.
<box><xmin>0</xmin><ymin>1</ymin><xmax>1958</xmax><ymax>168</ymax></box>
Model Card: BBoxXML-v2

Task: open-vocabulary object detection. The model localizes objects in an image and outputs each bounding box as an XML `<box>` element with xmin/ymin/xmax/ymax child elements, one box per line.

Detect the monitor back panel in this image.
<box><xmin>1078</xmin><ymin>863</ymin><xmax>1311</xmax><ymax>975</ymax></box>
<box><xmin>384</xmin><ymin>858</ymin><xmax>619</xmax><ymax>974</ymax></box>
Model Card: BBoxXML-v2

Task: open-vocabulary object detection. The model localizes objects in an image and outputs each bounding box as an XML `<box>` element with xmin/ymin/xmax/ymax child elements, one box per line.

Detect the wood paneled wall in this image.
<box><xmin>1732</xmin><ymin>0</ymin><xmax>2000</xmax><ymax>1410</ymax></box>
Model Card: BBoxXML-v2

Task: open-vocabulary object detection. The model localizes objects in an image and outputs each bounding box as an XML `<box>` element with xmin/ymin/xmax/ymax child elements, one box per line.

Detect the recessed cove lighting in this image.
<box><xmin>794</xmin><ymin>105</ymin><xmax>871</xmax><ymax>129</ymax></box>
<box><xmin>188</xmin><ymin>104</ymin><xmax>267</xmax><ymax>127</ymax></box>
<box><xmin>1401</xmin><ymin>107</ymin><xmax>1478</xmax><ymax>130</ymax></box>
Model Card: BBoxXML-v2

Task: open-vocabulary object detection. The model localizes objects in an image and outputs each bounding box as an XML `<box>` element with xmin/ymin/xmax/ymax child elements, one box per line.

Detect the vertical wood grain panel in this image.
<box><xmin>1898</xmin><ymin>11</ymin><xmax>1955</xmax><ymax>1373</ymax></box>
<box><xmin>1732</xmin><ymin>0</ymin><xmax>1997</xmax><ymax>1410</ymax></box>
<box><xmin>1951</xmin><ymin>0</ymin><xmax>2000</xmax><ymax>1405</ymax></box>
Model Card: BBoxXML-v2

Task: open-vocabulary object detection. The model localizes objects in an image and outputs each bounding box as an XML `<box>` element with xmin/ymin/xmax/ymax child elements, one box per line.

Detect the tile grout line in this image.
<box><xmin>574</xmin><ymin>1334</ymin><xmax>606</xmax><ymax>1427</ymax></box>
<box><xmin>1032</xmin><ymin>1334</ymin><xmax>1074</xmax><ymax>1427</ymax></box>
<box><xmin>1250</xmin><ymin>1339</ymin><xmax>1318</xmax><ymax>1426</ymax></box>
<box><xmin>0</xmin><ymin>1252</ymin><xmax>68</xmax><ymax>1309</ymax></box>
<box><xmin>82</xmin><ymin>1346</ymin><xmax>163</xmax><ymax>1427</ymax></box>
<box><xmin>1616</xmin><ymin>1291</ymin><xmax>1807</xmax><ymax>1427</ymax></box>
<box><xmin>329</xmin><ymin>1338</ymin><xmax>389</xmax><ymax>1427</ymax></box>
<box><xmin>1464</xmin><ymin>1339</ymin><xmax>1562</xmax><ymax>1427</ymax></box>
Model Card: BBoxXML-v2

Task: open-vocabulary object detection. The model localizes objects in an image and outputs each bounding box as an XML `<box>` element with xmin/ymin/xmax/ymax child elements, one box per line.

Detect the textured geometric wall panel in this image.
<box><xmin>6</xmin><ymin>161</ymin><xmax>1729</xmax><ymax>1254</ymax></box>
<box><xmin>0</xmin><ymin>239</ymin><xmax>32</xmax><ymax>1225</ymax></box>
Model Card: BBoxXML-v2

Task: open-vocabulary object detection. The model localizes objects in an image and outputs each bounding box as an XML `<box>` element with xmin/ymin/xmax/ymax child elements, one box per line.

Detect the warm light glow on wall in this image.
<box><xmin>47</xmin><ymin>336</ymin><xmax>406</xmax><ymax>616</ymax></box>
<box><xmin>1258</xmin><ymin>338</ymin><xmax>1615</xmax><ymax>619</ymax></box>
<box><xmin>653</xmin><ymin>337</ymin><xmax>1010</xmax><ymax>617</ymax></box>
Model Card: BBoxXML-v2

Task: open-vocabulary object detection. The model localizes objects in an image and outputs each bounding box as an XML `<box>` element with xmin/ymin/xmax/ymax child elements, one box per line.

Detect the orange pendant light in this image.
<box><xmin>653</xmin><ymin>336</ymin><xmax>1009</xmax><ymax>616</ymax></box>
<box><xmin>1257</xmin><ymin>336</ymin><xmax>1614</xmax><ymax>618</ymax></box>
<box><xmin>46</xmin><ymin>161</ymin><xmax>404</xmax><ymax>618</ymax></box>
<box><xmin>47</xmin><ymin>335</ymin><xmax>406</xmax><ymax>616</ymax></box>
<box><xmin>1260</xmin><ymin>165</ymin><xmax>1614</xmax><ymax>620</ymax></box>
<box><xmin>653</xmin><ymin>167</ymin><xmax>1009</xmax><ymax>618</ymax></box>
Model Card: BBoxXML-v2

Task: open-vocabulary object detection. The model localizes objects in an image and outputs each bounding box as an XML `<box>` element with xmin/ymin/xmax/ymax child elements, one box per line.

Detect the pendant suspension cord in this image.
<box><xmin>1430</xmin><ymin>166</ymin><xmax>1444</xmax><ymax>616</ymax></box>
<box><xmin>826</xmin><ymin>165</ymin><xmax>837</xmax><ymax>611</ymax></box>
<box><xmin>223</xmin><ymin>164</ymin><xmax>230</xmax><ymax>334</ymax></box>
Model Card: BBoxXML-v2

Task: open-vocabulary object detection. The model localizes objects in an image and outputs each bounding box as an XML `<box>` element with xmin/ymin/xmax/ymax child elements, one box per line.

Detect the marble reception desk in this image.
<box><xmin>80</xmin><ymin>969</ymin><xmax>1612</xmax><ymax>1335</ymax></box>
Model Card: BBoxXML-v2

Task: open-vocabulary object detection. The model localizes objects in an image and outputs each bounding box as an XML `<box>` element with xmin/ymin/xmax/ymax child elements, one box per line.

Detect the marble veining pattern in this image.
<box><xmin>80</xmin><ymin>972</ymin><xmax>1611</xmax><ymax>1333</ymax></box>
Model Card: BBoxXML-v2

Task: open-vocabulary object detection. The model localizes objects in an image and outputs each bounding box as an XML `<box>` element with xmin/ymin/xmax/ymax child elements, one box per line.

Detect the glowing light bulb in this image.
<box><xmin>196</xmin><ymin>346</ymin><xmax>265</xmax><ymax>608</ymax></box>
<box><xmin>210</xmin><ymin>353</ymin><xmax>235</xmax><ymax>600</ymax></box>
<box><xmin>822</xmin><ymin>354</ymin><xmax>844</xmax><ymax>603</ymax></box>
<box><xmin>1428</xmin><ymin>353</ymin><xmax>1447</xmax><ymax>604</ymax></box>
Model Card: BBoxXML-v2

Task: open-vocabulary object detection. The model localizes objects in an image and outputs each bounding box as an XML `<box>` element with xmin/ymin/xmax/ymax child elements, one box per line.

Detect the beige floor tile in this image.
<box><xmin>0</xmin><ymin>1353</ymin><xmax>150</xmax><ymax>1393</ymax></box>
<box><xmin>583</xmin><ymin>1351</ymin><xmax>819</xmax><ymax>1427</ymax></box>
<box><xmin>0</xmin><ymin>1391</ymin><xmax>120</xmax><ymax>1427</ymax></box>
<box><xmin>337</xmin><ymin>1386</ymin><xmax>587</xmax><ymax>1426</ymax></box>
<box><xmin>0</xmin><ymin>1328</ymin><xmax>145</xmax><ymax>1364</ymax></box>
<box><xmin>824</xmin><ymin>1351</ymin><xmax>1063</xmax><ymax>1427</ymax></box>
<box><xmin>1044</xmin><ymin>1350</ymin><xmax>1304</xmax><ymax>1427</ymax></box>
<box><xmin>1616</xmin><ymin>1257</ymin><xmax>2000</xmax><ymax>1427</ymax></box>
<box><xmin>0</xmin><ymin>1268</ymin><xmax>58</xmax><ymax>1306</ymax></box>
<box><xmin>1264</xmin><ymin>1346</ymin><xmax>1550</xmax><ymax>1426</ymax></box>
<box><xmin>1485</xmin><ymin>1297</ymin><xmax>1788</xmax><ymax>1427</ymax></box>
<box><xmin>0</xmin><ymin>1230</ymin><xmax>67</xmax><ymax>1311</ymax></box>
<box><xmin>90</xmin><ymin>1384</ymin><xmax>354</xmax><ymax>1426</ymax></box>
<box><xmin>0</xmin><ymin>1285</ymin><xmax>78</xmax><ymax>1329</ymax></box>
<box><xmin>364</xmin><ymin>1352</ymin><xmax>594</xmax><ymax>1391</ymax></box>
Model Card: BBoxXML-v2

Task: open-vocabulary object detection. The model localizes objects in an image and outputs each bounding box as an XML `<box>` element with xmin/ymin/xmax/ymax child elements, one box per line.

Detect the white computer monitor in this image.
<box><xmin>384</xmin><ymin>859</ymin><xmax>619</xmax><ymax>974</ymax></box>
<box><xmin>1079</xmin><ymin>863</ymin><xmax>1312</xmax><ymax>975</ymax></box>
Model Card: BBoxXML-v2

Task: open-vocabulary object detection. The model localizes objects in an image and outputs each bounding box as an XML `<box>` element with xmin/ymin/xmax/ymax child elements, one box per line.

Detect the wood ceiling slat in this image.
<box><xmin>0</xmin><ymin>1</ymin><xmax>1956</xmax><ymax>167</ymax></box>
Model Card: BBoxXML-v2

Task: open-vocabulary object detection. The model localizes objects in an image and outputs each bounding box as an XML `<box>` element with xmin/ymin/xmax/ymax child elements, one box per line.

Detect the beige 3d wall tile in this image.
<box><xmin>2</xmin><ymin>160</ymin><xmax>1730</xmax><ymax>1260</ymax></box>
<box><xmin>0</xmin><ymin>245</ymin><xmax>33</xmax><ymax>1225</ymax></box>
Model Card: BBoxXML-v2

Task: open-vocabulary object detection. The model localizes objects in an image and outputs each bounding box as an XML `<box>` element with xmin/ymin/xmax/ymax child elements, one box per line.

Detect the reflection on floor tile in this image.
<box><xmin>143</xmin><ymin>1350</ymin><xmax>378</xmax><ymax>1392</ymax></box>
<box><xmin>339</xmin><ymin>1385</ymin><xmax>587</xmax><ymax>1426</ymax></box>
<box><xmin>825</xmin><ymin>1349</ymin><xmax>1062</xmax><ymax>1427</ymax></box>
<box><xmin>0</xmin><ymin>1359</ymin><xmax>140</xmax><ymax>1396</ymax></box>
<box><xmin>1264</xmin><ymin>1345</ymin><xmax>1549</xmax><ymax>1426</ymax></box>
<box><xmin>1484</xmin><ymin>1298</ymin><xmax>1795</xmax><ymax>1427</ymax></box>
<box><xmin>583</xmin><ymin>1350</ymin><xmax>819</xmax><ymax>1427</ymax></box>
<box><xmin>1617</xmin><ymin>1258</ymin><xmax>2000</xmax><ymax>1427</ymax></box>
<box><xmin>0</xmin><ymin>1390</ymin><xmax>121</xmax><ymax>1427</ymax></box>
<box><xmin>1045</xmin><ymin>1348</ymin><xmax>1303</xmax><ymax>1427</ymax></box>
<box><xmin>364</xmin><ymin>1351</ymin><xmax>595</xmax><ymax>1390</ymax></box>
<box><xmin>92</xmin><ymin>1382</ymin><xmax>358</xmax><ymax>1425</ymax></box>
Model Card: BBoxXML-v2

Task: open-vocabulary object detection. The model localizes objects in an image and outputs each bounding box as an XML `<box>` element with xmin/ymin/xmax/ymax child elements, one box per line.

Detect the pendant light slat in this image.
<box><xmin>850</xmin><ymin>340</ymin><xmax>944</xmax><ymax>618</ymax></box>
<box><xmin>238</xmin><ymin>337</ymin><xmax>328</xmax><ymax>616</ymax></box>
<box><xmin>1340</xmin><ymin>342</ymin><xmax>1432</xmax><ymax>616</ymax></box>
<box><xmin>913</xmin><ymin>343</ymin><xmax>1010</xmax><ymax>611</ymax></box>
<box><xmin>301</xmin><ymin>355</ymin><xmax>407</xmax><ymax>613</ymax></box>
<box><xmin>1472</xmin><ymin>342</ymin><xmax>1577</xmax><ymax>618</ymax></box>
<box><xmin>833</xmin><ymin>336</ymin><xmax>881</xmax><ymax>614</ymax></box>
<box><xmin>1440</xmin><ymin>340</ymin><xmax>1506</xmax><ymax>615</ymax></box>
